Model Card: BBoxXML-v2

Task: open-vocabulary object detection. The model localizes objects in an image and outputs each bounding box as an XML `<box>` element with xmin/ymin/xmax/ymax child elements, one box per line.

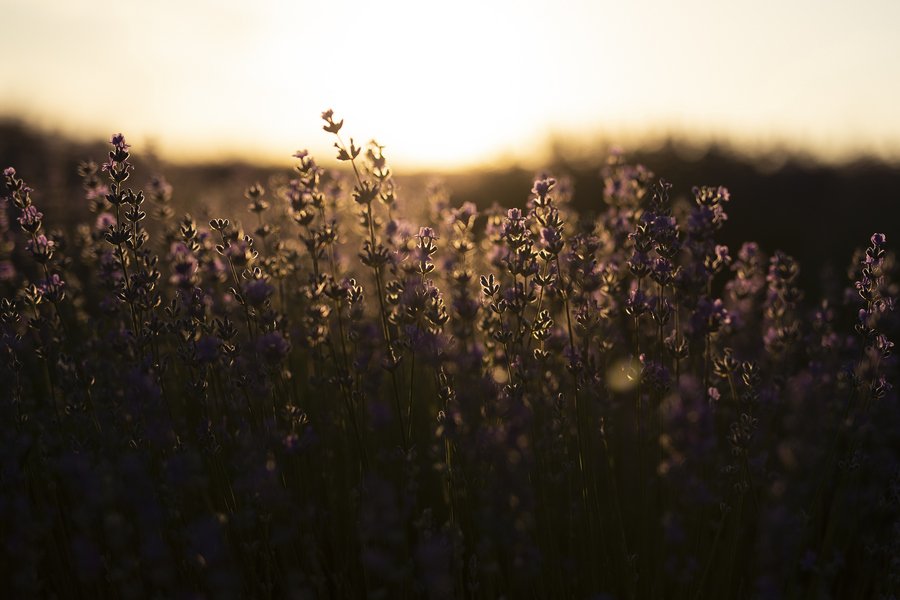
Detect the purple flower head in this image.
<box><xmin>28</xmin><ymin>233</ymin><xmax>55</xmax><ymax>260</ymax></box>
<box><xmin>507</xmin><ymin>207</ymin><xmax>523</xmax><ymax>222</ymax></box>
<box><xmin>871</xmin><ymin>232</ymin><xmax>886</xmax><ymax>246</ymax></box>
<box><xmin>41</xmin><ymin>272</ymin><xmax>64</xmax><ymax>289</ymax></box>
<box><xmin>640</xmin><ymin>354</ymin><xmax>672</xmax><ymax>391</ymax></box>
<box><xmin>282</xmin><ymin>432</ymin><xmax>300</xmax><ymax>452</ymax></box>
<box><xmin>39</xmin><ymin>273</ymin><xmax>66</xmax><ymax>302</ymax></box>
<box><xmin>706</xmin><ymin>244</ymin><xmax>731</xmax><ymax>274</ymax></box>
<box><xmin>541</xmin><ymin>226</ymin><xmax>561</xmax><ymax>246</ymax></box>
<box><xmin>714</xmin><ymin>244</ymin><xmax>730</xmax><ymax>264</ymax></box>
<box><xmin>169</xmin><ymin>240</ymin><xmax>192</xmax><ymax>257</ymax></box>
<box><xmin>738</xmin><ymin>241</ymin><xmax>760</xmax><ymax>263</ymax></box>
<box><xmin>649</xmin><ymin>214</ymin><xmax>678</xmax><ymax>240</ymax></box>
<box><xmin>224</xmin><ymin>238</ymin><xmax>255</xmax><ymax>266</ymax></box>
<box><xmin>873</xmin><ymin>333</ymin><xmax>894</xmax><ymax>357</ymax></box>
<box><xmin>194</xmin><ymin>335</ymin><xmax>221</xmax><ymax>363</ymax></box>
<box><xmin>243</xmin><ymin>278</ymin><xmax>273</xmax><ymax>307</ymax></box>
<box><xmin>258</xmin><ymin>331</ymin><xmax>290</xmax><ymax>364</ymax></box>
<box><xmin>531</xmin><ymin>177</ymin><xmax>557</xmax><ymax>199</ymax></box>
<box><xmin>691</xmin><ymin>297</ymin><xmax>731</xmax><ymax>335</ymax></box>
<box><xmin>3</xmin><ymin>166</ymin><xmax>15</xmax><ymax>178</ymax></box>
<box><xmin>628</xmin><ymin>249</ymin><xmax>651</xmax><ymax>278</ymax></box>
<box><xmin>170</xmin><ymin>243</ymin><xmax>198</xmax><ymax>287</ymax></box>
<box><xmin>688</xmin><ymin>203</ymin><xmax>728</xmax><ymax>236</ymax></box>
<box><xmin>110</xmin><ymin>133</ymin><xmax>130</xmax><ymax>150</ymax></box>
<box><xmin>416</xmin><ymin>226</ymin><xmax>438</xmax><ymax>241</ymax></box>
<box><xmin>857</xmin><ymin>308</ymin><xmax>871</xmax><ymax>326</ymax></box>
<box><xmin>293</xmin><ymin>149</ymin><xmax>309</xmax><ymax>159</ymax></box>
<box><xmin>625</xmin><ymin>285</ymin><xmax>649</xmax><ymax>315</ymax></box>
<box><xmin>95</xmin><ymin>212</ymin><xmax>116</xmax><ymax>232</ymax></box>
<box><xmin>651</xmin><ymin>256</ymin><xmax>674</xmax><ymax>285</ymax></box>
<box><xmin>84</xmin><ymin>182</ymin><xmax>109</xmax><ymax>201</ymax></box>
<box><xmin>17</xmin><ymin>205</ymin><xmax>43</xmax><ymax>231</ymax></box>
<box><xmin>718</xmin><ymin>186</ymin><xmax>730</xmax><ymax>201</ymax></box>
<box><xmin>186</xmin><ymin>287</ymin><xmax>211</xmax><ymax>320</ymax></box>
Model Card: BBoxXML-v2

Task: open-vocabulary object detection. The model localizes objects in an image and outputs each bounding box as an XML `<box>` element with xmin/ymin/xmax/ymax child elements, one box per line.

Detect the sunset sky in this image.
<box><xmin>3</xmin><ymin>0</ymin><xmax>899</xmax><ymax>169</ymax></box>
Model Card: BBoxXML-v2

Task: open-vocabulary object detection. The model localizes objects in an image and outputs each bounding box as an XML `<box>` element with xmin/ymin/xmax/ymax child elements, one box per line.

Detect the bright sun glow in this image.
<box><xmin>242</xmin><ymin>0</ymin><xmax>624</xmax><ymax>168</ymax></box>
<box><xmin>2</xmin><ymin>0</ymin><xmax>900</xmax><ymax>168</ymax></box>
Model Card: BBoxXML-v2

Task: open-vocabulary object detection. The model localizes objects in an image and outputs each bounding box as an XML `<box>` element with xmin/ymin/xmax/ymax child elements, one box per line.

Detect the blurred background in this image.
<box><xmin>2</xmin><ymin>0</ymin><xmax>899</xmax><ymax>292</ymax></box>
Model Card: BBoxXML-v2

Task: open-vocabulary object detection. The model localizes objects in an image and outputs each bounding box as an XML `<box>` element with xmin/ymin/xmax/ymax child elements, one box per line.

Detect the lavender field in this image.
<box><xmin>1</xmin><ymin>112</ymin><xmax>898</xmax><ymax>599</ymax></box>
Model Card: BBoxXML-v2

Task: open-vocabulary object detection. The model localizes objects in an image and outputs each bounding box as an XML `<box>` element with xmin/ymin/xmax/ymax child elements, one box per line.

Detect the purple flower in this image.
<box><xmin>628</xmin><ymin>247</ymin><xmax>653</xmax><ymax>279</ymax></box>
<box><xmin>243</xmin><ymin>278</ymin><xmax>273</xmax><ymax>307</ymax></box>
<box><xmin>224</xmin><ymin>238</ymin><xmax>255</xmax><ymax>266</ymax></box>
<box><xmin>17</xmin><ymin>205</ymin><xmax>42</xmax><ymax>232</ymax></box>
<box><xmin>739</xmin><ymin>242</ymin><xmax>760</xmax><ymax>262</ymax></box>
<box><xmin>651</xmin><ymin>257</ymin><xmax>673</xmax><ymax>283</ymax></box>
<box><xmin>640</xmin><ymin>354</ymin><xmax>672</xmax><ymax>391</ymax></box>
<box><xmin>540</xmin><ymin>226</ymin><xmax>564</xmax><ymax>255</ymax></box>
<box><xmin>3</xmin><ymin>166</ymin><xmax>15</xmax><ymax>178</ymax></box>
<box><xmin>95</xmin><ymin>212</ymin><xmax>116</xmax><ymax>232</ymax></box>
<box><xmin>648</xmin><ymin>214</ymin><xmax>678</xmax><ymax>244</ymax></box>
<box><xmin>691</xmin><ymin>297</ymin><xmax>731</xmax><ymax>335</ymax></box>
<box><xmin>28</xmin><ymin>233</ymin><xmax>55</xmax><ymax>260</ymax></box>
<box><xmin>257</xmin><ymin>331</ymin><xmax>290</xmax><ymax>364</ymax></box>
<box><xmin>531</xmin><ymin>177</ymin><xmax>557</xmax><ymax>199</ymax></box>
<box><xmin>110</xmin><ymin>133</ymin><xmax>130</xmax><ymax>150</ymax></box>
<box><xmin>195</xmin><ymin>335</ymin><xmax>221</xmax><ymax>363</ymax></box>
<box><xmin>688</xmin><ymin>203</ymin><xmax>728</xmax><ymax>236</ymax></box>
<box><xmin>416</xmin><ymin>226</ymin><xmax>438</xmax><ymax>241</ymax></box>
<box><xmin>85</xmin><ymin>183</ymin><xmax>109</xmax><ymax>201</ymax></box>
<box><xmin>625</xmin><ymin>285</ymin><xmax>649</xmax><ymax>315</ymax></box>
<box><xmin>714</xmin><ymin>244</ymin><xmax>730</xmax><ymax>265</ymax></box>
<box><xmin>171</xmin><ymin>259</ymin><xmax>198</xmax><ymax>288</ymax></box>
<box><xmin>39</xmin><ymin>273</ymin><xmax>66</xmax><ymax>302</ymax></box>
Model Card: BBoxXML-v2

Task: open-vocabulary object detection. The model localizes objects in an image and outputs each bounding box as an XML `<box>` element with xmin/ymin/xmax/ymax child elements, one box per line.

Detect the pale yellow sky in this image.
<box><xmin>2</xmin><ymin>0</ymin><xmax>899</xmax><ymax>168</ymax></box>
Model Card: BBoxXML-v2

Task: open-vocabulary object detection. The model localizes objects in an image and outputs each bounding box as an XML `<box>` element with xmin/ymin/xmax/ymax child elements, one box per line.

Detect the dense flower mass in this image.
<box><xmin>0</xmin><ymin>115</ymin><xmax>898</xmax><ymax>599</ymax></box>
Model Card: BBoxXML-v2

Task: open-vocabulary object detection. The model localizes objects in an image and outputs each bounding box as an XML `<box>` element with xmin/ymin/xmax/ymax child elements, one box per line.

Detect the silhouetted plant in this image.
<box><xmin>0</xmin><ymin>113</ymin><xmax>897</xmax><ymax>599</ymax></box>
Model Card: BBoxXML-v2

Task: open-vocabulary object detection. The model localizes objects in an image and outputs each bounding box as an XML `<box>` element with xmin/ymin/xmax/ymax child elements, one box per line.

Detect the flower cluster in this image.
<box><xmin>0</xmin><ymin>115</ymin><xmax>896</xmax><ymax>599</ymax></box>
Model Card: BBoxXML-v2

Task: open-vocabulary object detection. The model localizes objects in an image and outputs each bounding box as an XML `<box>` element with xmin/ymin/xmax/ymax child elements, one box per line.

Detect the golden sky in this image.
<box><xmin>3</xmin><ymin>0</ymin><xmax>900</xmax><ymax>168</ymax></box>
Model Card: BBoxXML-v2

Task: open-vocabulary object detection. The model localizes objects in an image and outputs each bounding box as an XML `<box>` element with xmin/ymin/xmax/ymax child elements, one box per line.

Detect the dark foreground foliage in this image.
<box><xmin>1</xmin><ymin>113</ymin><xmax>898</xmax><ymax>599</ymax></box>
